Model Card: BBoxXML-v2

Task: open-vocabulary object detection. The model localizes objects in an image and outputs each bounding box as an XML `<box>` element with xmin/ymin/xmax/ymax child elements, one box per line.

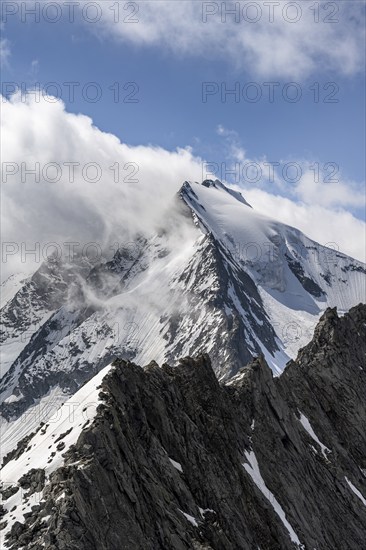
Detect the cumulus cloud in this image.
<box><xmin>294</xmin><ymin>169</ymin><xmax>365</xmax><ymax>208</ymax></box>
<box><xmin>0</xmin><ymin>93</ymin><xmax>205</xmax><ymax>280</ymax></box>
<box><xmin>4</xmin><ymin>1</ymin><xmax>363</xmax><ymax>79</ymax></box>
<box><xmin>81</xmin><ymin>0</ymin><xmax>365</xmax><ymax>79</ymax></box>
<box><xmin>1</xmin><ymin>94</ymin><xmax>364</xmax><ymax>283</ymax></box>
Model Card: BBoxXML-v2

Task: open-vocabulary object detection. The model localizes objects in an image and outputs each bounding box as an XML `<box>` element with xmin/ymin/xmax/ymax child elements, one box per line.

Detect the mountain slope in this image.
<box><xmin>1</xmin><ymin>305</ymin><xmax>366</xmax><ymax>549</ymax></box>
<box><xmin>1</xmin><ymin>180</ymin><xmax>365</xmax><ymax>462</ymax></box>
<box><xmin>181</xmin><ymin>180</ymin><xmax>365</xmax><ymax>355</ymax></box>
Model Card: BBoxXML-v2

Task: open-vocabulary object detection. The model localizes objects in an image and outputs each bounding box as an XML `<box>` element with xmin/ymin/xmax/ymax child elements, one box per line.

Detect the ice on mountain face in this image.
<box><xmin>3</xmin><ymin>392</ymin><xmax>23</xmax><ymax>404</ymax></box>
<box><xmin>243</xmin><ymin>450</ymin><xmax>302</xmax><ymax>546</ymax></box>
<box><xmin>1</xmin><ymin>179</ymin><xmax>365</xmax><ymax>461</ymax></box>
<box><xmin>0</xmin><ymin>363</ymin><xmax>113</xmax><ymax>539</ymax></box>
<box><xmin>169</xmin><ymin>458</ymin><xmax>183</xmax><ymax>472</ymax></box>
<box><xmin>345</xmin><ymin>477</ymin><xmax>366</xmax><ymax>507</ymax></box>
<box><xmin>0</xmin><ymin>274</ymin><xmax>30</xmax><ymax>309</ymax></box>
<box><xmin>200</xmin><ymin>179</ymin><xmax>252</xmax><ymax>207</ymax></box>
<box><xmin>181</xmin><ymin>181</ymin><xmax>366</xmax><ymax>363</ymax></box>
<box><xmin>0</xmin><ymin>280</ymin><xmax>56</xmax><ymax>380</ymax></box>
<box><xmin>0</xmin><ymin>254</ymin><xmax>93</xmax><ymax>383</ymax></box>
<box><xmin>178</xmin><ymin>510</ymin><xmax>199</xmax><ymax>527</ymax></box>
<box><xmin>298</xmin><ymin>412</ymin><xmax>331</xmax><ymax>459</ymax></box>
<box><xmin>2</xmin><ymin>307</ymin><xmax>364</xmax><ymax>549</ymax></box>
<box><xmin>0</xmin><ymin>386</ymin><xmax>67</xmax><ymax>462</ymax></box>
<box><xmin>1</xmin><ymin>228</ymin><xmax>202</xmax><ymax>426</ymax></box>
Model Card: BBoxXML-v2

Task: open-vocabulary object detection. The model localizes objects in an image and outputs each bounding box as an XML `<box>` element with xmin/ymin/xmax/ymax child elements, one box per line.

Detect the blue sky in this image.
<box><xmin>1</xmin><ymin>1</ymin><xmax>365</xmax><ymax>263</ymax></box>
<box><xmin>2</xmin><ymin>3</ymin><xmax>365</xmax><ymax>180</ymax></box>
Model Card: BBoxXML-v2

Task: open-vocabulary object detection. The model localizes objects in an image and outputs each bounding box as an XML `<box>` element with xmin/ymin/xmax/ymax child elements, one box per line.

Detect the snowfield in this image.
<box><xmin>1</xmin><ymin>179</ymin><xmax>365</xmax><ymax>466</ymax></box>
<box><xmin>1</xmin><ymin>363</ymin><xmax>113</xmax><ymax>540</ymax></box>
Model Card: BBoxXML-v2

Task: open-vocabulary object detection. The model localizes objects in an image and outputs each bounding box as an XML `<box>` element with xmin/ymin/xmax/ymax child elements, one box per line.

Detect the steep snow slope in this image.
<box><xmin>182</xmin><ymin>180</ymin><xmax>365</xmax><ymax>308</ymax></box>
<box><xmin>181</xmin><ymin>180</ymin><xmax>366</xmax><ymax>359</ymax></box>
<box><xmin>0</xmin><ymin>256</ymin><xmax>92</xmax><ymax>380</ymax></box>
<box><xmin>0</xmin><ymin>274</ymin><xmax>29</xmax><ymax>310</ymax></box>
<box><xmin>1</xmin><ymin>180</ymin><xmax>365</xmax><ymax>461</ymax></box>
<box><xmin>0</xmin><ymin>363</ymin><xmax>113</xmax><ymax>541</ymax></box>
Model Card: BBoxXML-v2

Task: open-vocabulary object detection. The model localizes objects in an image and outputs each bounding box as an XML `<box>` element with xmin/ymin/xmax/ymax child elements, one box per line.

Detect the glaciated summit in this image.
<box><xmin>1</xmin><ymin>179</ymin><xmax>365</xmax><ymax>464</ymax></box>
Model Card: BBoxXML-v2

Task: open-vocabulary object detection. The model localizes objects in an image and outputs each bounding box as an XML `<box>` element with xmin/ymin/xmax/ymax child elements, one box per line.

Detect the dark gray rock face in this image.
<box><xmin>2</xmin><ymin>305</ymin><xmax>366</xmax><ymax>550</ymax></box>
<box><xmin>163</xmin><ymin>233</ymin><xmax>280</xmax><ymax>380</ymax></box>
<box><xmin>18</xmin><ymin>469</ymin><xmax>46</xmax><ymax>495</ymax></box>
<box><xmin>285</xmin><ymin>253</ymin><xmax>325</xmax><ymax>297</ymax></box>
<box><xmin>0</xmin><ymin>254</ymin><xmax>94</xmax><ymax>419</ymax></box>
<box><xmin>280</xmin><ymin>304</ymin><xmax>366</xmax><ymax>482</ymax></box>
<box><xmin>2</xmin><ymin>181</ymin><xmax>366</xmax><ymax>431</ymax></box>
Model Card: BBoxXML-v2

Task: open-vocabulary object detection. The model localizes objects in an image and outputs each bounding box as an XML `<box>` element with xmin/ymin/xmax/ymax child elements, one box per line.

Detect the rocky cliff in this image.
<box><xmin>1</xmin><ymin>304</ymin><xmax>366</xmax><ymax>549</ymax></box>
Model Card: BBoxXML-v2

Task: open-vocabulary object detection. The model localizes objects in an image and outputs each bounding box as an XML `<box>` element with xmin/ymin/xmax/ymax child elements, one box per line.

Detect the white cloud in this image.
<box><xmin>216</xmin><ymin>124</ymin><xmax>248</xmax><ymax>163</ymax></box>
<box><xmin>0</xmin><ymin>38</ymin><xmax>10</xmax><ymax>68</ymax></box>
<box><xmin>1</xmin><ymin>94</ymin><xmax>364</xmax><ymax>283</ymax></box>
<box><xmin>82</xmin><ymin>0</ymin><xmax>365</xmax><ymax>79</ymax></box>
<box><xmin>216</xmin><ymin>126</ymin><xmax>365</xmax><ymax>210</ymax></box>
<box><xmin>0</xmin><ymin>93</ymin><xmax>204</xmax><ymax>279</ymax></box>
<box><xmin>4</xmin><ymin>1</ymin><xmax>363</xmax><ymax>80</ymax></box>
<box><xmin>216</xmin><ymin>125</ymin><xmax>237</xmax><ymax>138</ymax></box>
<box><xmin>294</xmin><ymin>169</ymin><xmax>365</xmax><ymax>208</ymax></box>
<box><xmin>244</xmin><ymin>188</ymin><xmax>366</xmax><ymax>263</ymax></box>
<box><xmin>30</xmin><ymin>59</ymin><xmax>39</xmax><ymax>77</ymax></box>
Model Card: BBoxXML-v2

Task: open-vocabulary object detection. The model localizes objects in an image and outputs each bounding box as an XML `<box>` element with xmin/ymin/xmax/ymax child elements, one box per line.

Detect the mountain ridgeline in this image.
<box><xmin>1</xmin><ymin>180</ymin><xmax>365</xmax><ymax>433</ymax></box>
<box><xmin>1</xmin><ymin>180</ymin><xmax>366</xmax><ymax>549</ymax></box>
<box><xmin>1</xmin><ymin>305</ymin><xmax>366</xmax><ymax>549</ymax></box>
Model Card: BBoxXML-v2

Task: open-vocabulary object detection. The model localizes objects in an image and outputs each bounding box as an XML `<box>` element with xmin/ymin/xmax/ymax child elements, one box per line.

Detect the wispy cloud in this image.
<box><xmin>0</xmin><ymin>38</ymin><xmax>11</xmax><ymax>68</ymax></box>
<box><xmin>295</xmin><ymin>170</ymin><xmax>365</xmax><ymax>209</ymax></box>
<box><xmin>30</xmin><ymin>59</ymin><xmax>39</xmax><ymax>77</ymax></box>
<box><xmin>81</xmin><ymin>0</ymin><xmax>365</xmax><ymax>79</ymax></box>
<box><xmin>1</xmin><ymin>94</ymin><xmax>364</xmax><ymax>284</ymax></box>
<box><xmin>245</xmin><ymin>189</ymin><xmax>366</xmax><ymax>263</ymax></box>
<box><xmin>216</xmin><ymin>125</ymin><xmax>365</xmax><ymax>210</ymax></box>
<box><xmin>0</xmin><ymin>93</ymin><xmax>204</xmax><ymax>278</ymax></box>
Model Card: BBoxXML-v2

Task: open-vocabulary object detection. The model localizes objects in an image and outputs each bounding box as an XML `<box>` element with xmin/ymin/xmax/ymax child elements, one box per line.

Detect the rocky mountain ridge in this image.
<box><xmin>1</xmin><ymin>304</ymin><xmax>365</xmax><ymax>549</ymax></box>
<box><xmin>1</xmin><ymin>180</ymin><xmax>365</xmax><ymax>453</ymax></box>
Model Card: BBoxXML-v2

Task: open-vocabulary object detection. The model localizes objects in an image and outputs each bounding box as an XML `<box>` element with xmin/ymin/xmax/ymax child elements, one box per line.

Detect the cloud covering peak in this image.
<box><xmin>1</xmin><ymin>93</ymin><xmax>365</xmax><ymax>280</ymax></box>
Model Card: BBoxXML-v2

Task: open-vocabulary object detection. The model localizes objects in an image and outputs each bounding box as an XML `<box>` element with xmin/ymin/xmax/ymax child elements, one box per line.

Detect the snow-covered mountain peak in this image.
<box><xmin>181</xmin><ymin>179</ymin><xmax>252</xmax><ymax>209</ymax></box>
<box><xmin>1</xmin><ymin>177</ymin><xmax>365</xmax><ymax>467</ymax></box>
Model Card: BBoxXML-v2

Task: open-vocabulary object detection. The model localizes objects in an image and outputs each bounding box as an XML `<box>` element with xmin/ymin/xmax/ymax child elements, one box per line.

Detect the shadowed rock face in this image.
<box><xmin>2</xmin><ymin>304</ymin><xmax>366</xmax><ymax>550</ymax></box>
<box><xmin>3</xmin><ymin>181</ymin><xmax>366</xmax><ymax>431</ymax></box>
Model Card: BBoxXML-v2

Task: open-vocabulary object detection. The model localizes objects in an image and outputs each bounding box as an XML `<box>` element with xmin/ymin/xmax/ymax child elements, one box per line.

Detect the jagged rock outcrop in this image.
<box><xmin>2</xmin><ymin>179</ymin><xmax>366</xmax><ymax>437</ymax></box>
<box><xmin>1</xmin><ymin>305</ymin><xmax>366</xmax><ymax>549</ymax></box>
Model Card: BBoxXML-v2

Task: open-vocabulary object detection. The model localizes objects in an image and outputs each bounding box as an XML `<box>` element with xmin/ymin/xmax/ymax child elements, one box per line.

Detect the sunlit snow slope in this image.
<box><xmin>1</xmin><ymin>179</ymin><xmax>365</xmax><ymax>462</ymax></box>
<box><xmin>182</xmin><ymin>180</ymin><xmax>366</xmax><ymax>360</ymax></box>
